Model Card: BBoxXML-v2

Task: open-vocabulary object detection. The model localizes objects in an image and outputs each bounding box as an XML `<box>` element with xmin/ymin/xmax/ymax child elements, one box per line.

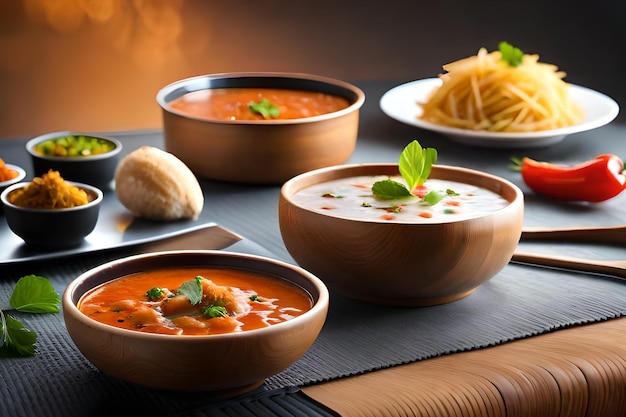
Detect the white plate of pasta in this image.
<box><xmin>380</xmin><ymin>78</ymin><xmax>619</xmax><ymax>148</ymax></box>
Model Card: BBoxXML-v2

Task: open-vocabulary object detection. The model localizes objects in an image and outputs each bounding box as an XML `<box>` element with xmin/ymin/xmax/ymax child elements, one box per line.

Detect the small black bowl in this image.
<box><xmin>26</xmin><ymin>131</ymin><xmax>122</xmax><ymax>190</ymax></box>
<box><xmin>0</xmin><ymin>163</ymin><xmax>26</xmax><ymax>213</ymax></box>
<box><xmin>1</xmin><ymin>181</ymin><xmax>103</xmax><ymax>249</ymax></box>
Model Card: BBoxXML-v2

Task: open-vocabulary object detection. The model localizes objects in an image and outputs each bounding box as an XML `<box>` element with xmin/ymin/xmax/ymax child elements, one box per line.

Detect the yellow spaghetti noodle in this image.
<box><xmin>419</xmin><ymin>46</ymin><xmax>584</xmax><ymax>132</ymax></box>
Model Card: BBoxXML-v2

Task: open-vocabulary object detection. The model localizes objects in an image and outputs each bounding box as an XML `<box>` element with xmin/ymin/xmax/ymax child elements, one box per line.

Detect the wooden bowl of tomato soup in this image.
<box><xmin>62</xmin><ymin>250</ymin><xmax>329</xmax><ymax>394</ymax></box>
<box><xmin>279</xmin><ymin>163</ymin><xmax>524</xmax><ymax>306</ymax></box>
<box><xmin>156</xmin><ymin>72</ymin><xmax>365</xmax><ymax>184</ymax></box>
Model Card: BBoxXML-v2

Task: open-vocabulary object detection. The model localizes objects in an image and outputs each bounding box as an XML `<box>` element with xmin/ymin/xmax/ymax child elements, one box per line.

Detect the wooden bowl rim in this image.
<box><xmin>62</xmin><ymin>250</ymin><xmax>330</xmax><ymax>342</ymax></box>
<box><xmin>156</xmin><ymin>71</ymin><xmax>366</xmax><ymax>125</ymax></box>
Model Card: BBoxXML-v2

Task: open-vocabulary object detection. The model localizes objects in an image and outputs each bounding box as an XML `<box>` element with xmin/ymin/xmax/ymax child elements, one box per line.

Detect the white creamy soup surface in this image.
<box><xmin>292</xmin><ymin>175</ymin><xmax>510</xmax><ymax>223</ymax></box>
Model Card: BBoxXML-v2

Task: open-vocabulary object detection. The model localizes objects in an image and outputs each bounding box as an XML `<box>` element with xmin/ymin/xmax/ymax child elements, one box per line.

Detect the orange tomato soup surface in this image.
<box><xmin>78</xmin><ymin>267</ymin><xmax>313</xmax><ymax>336</ymax></box>
<box><xmin>168</xmin><ymin>88</ymin><xmax>350</xmax><ymax>121</ymax></box>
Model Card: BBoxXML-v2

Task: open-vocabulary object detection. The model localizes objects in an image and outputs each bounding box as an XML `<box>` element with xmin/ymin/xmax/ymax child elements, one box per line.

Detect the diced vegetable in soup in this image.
<box><xmin>168</xmin><ymin>88</ymin><xmax>350</xmax><ymax>121</ymax></box>
<box><xmin>78</xmin><ymin>267</ymin><xmax>313</xmax><ymax>335</ymax></box>
<box><xmin>292</xmin><ymin>176</ymin><xmax>510</xmax><ymax>222</ymax></box>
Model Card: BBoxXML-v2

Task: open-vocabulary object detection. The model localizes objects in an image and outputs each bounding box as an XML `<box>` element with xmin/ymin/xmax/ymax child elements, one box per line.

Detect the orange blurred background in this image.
<box><xmin>1</xmin><ymin>0</ymin><xmax>624</xmax><ymax>139</ymax></box>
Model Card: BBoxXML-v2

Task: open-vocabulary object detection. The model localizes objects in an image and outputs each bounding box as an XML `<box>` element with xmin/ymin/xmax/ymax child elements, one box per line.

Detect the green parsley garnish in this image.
<box><xmin>177</xmin><ymin>276</ymin><xmax>203</xmax><ymax>305</ymax></box>
<box><xmin>371</xmin><ymin>179</ymin><xmax>413</xmax><ymax>200</ymax></box>
<box><xmin>203</xmin><ymin>305</ymin><xmax>228</xmax><ymax>318</ymax></box>
<box><xmin>0</xmin><ymin>315</ymin><xmax>36</xmax><ymax>358</ymax></box>
<box><xmin>249</xmin><ymin>98</ymin><xmax>280</xmax><ymax>119</ymax></box>
<box><xmin>423</xmin><ymin>191</ymin><xmax>444</xmax><ymax>205</ymax></box>
<box><xmin>499</xmin><ymin>41</ymin><xmax>524</xmax><ymax>67</ymax></box>
<box><xmin>399</xmin><ymin>140</ymin><xmax>437</xmax><ymax>190</ymax></box>
<box><xmin>146</xmin><ymin>287</ymin><xmax>164</xmax><ymax>301</ymax></box>
<box><xmin>372</xmin><ymin>140</ymin><xmax>437</xmax><ymax>201</ymax></box>
<box><xmin>0</xmin><ymin>275</ymin><xmax>60</xmax><ymax>357</ymax></box>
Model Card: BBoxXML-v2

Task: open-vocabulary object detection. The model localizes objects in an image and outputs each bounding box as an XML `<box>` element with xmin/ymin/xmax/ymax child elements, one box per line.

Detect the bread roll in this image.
<box><xmin>115</xmin><ymin>146</ymin><xmax>204</xmax><ymax>221</ymax></box>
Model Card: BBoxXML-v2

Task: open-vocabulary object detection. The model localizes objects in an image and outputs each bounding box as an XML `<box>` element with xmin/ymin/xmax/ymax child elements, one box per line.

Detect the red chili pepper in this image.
<box><xmin>518</xmin><ymin>154</ymin><xmax>626</xmax><ymax>202</ymax></box>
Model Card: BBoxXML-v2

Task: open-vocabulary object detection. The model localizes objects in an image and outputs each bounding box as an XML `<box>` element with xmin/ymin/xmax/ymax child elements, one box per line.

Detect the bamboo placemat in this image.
<box><xmin>303</xmin><ymin>316</ymin><xmax>626</xmax><ymax>417</ymax></box>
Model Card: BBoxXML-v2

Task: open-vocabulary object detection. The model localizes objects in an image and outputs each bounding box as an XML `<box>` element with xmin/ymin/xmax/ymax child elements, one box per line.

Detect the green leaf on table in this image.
<box><xmin>1</xmin><ymin>274</ymin><xmax>58</xmax><ymax>358</ymax></box>
<box><xmin>10</xmin><ymin>275</ymin><xmax>60</xmax><ymax>314</ymax></box>
<box><xmin>0</xmin><ymin>311</ymin><xmax>37</xmax><ymax>358</ymax></box>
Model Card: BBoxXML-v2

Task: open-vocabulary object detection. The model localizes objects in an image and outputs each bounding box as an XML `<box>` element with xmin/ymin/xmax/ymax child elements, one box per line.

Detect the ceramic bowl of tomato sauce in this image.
<box><xmin>156</xmin><ymin>72</ymin><xmax>365</xmax><ymax>184</ymax></box>
<box><xmin>62</xmin><ymin>250</ymin><xmax>329</xmax><ymax>394</ymax></box>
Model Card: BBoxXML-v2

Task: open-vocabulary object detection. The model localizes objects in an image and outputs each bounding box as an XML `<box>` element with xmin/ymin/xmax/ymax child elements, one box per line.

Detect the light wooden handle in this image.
<box><xmin>511</xmin><ymin>252</ymin><xmax>626</xmax><ymax>279</ymax></box>
<box><xmin>521</xmin><ymin>225</ymin><xmax>626</xmax><ymax>245</ymax></box>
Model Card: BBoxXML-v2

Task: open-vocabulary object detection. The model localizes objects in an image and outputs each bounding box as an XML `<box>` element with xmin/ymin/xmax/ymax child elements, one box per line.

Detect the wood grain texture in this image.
<box><xmin>279</xmin><ymin>164</ymin><xmax>524</xmax><ymax>306</ymax></box>
<box><xmin>303</xmin><ymin>317</ymin><xmax>626</xmax><ymax>417</ymax></box>
<box><xmin>522</xmin><ymin>225</ymin><xmax>626</xmax><ymax>245</ymax></box>
<box><xmin>512</xmin><ymin>252</ymin><xmax>626</xmax><ymax>279</ymax></box>
<box><xmin>160</xmin><ymin>73</ymin><xmax>364</xmax><ymax>184</ymax></box>
<box><xmin>62</xmin><ymin>251</ymin><xmax>329</xmax><ymax>394</ymax></box>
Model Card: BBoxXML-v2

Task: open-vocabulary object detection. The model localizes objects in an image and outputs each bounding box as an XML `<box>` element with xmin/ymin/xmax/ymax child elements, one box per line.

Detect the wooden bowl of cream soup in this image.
<box><xmin>63</xmin><ymin>250</ymin><xmax>329</xmax><ymax>394</ymax></box>
<box><xmin>279</xmin><ymin>163</ymin><xmax>524</xmax><ymax>306</ymax></box>
<box><xmin>156</xmin><ymin>72</ymin><xmax>365</xmax><ymax>184</ymax></box>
